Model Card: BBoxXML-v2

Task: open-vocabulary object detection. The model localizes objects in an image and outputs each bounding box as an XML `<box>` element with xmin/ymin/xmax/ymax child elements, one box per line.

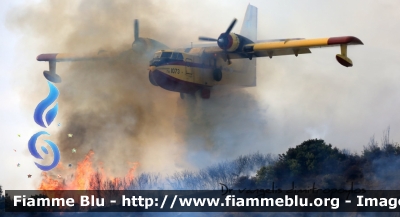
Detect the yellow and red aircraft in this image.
<box><xmin>37</xmin><ymin>5</ymin><xmax>363</xmax><ymax>99</ymax></box>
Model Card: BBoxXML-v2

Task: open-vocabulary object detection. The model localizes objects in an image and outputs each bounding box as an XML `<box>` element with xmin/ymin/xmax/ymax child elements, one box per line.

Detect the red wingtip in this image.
<box><xmin>328</xmin><ymin>36</ymin><xmax>363</xmax><ymax>45</ymax></box>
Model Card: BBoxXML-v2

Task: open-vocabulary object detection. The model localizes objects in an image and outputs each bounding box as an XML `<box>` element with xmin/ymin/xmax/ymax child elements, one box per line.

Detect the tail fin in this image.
<box><xmin>225</xmin><ymin>4</ymin><xmax>257</xmax><ymax>87</ymax></box>
<box><xmin>240</xmin><ymin>4</ymin><xmax>257</xmax><ymax>42</ymax></box>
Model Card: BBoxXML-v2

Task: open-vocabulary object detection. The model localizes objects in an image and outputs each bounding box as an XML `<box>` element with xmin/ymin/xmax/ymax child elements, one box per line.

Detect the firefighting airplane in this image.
<box><xmin>37</xmin><ymin>4</ymin><xmax>363</xmax><ymax>99</ymax></box>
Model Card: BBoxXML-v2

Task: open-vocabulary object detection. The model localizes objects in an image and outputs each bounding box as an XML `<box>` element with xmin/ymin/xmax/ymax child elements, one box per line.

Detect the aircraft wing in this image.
<box><xmin>256</xmin><ymin>38</ymin><xmax>305</xmax><ymax>43</ymax></box>
<box><xmin>36</xmin><ymin>50</ymin><xmax>117</xmax><ymax>62</ymax></box>
<box><xmin>244</xmin><ymin>36</ymin><xmax>362</xmax><ymax>54</ymax></box>
<box><xmin>202</xmin><ymin>36</ymin><xmax>363</xmax><ymax>67</ymax></box>
<box><xmin>36</xmin><ymin>50</ymin><xmax>118</xmax><ymax>83</ymax></box>
<box><xmin>199</xmin><ymin>45</ymin><xmax>310</xmax><ymax>61</ymax></box>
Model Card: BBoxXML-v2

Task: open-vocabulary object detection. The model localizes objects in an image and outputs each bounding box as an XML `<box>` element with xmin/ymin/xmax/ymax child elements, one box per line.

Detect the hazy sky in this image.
<box><xmin>1</xmin><ymin>0</ymin><xmax>400</xmax><ymax>191</ymax></box>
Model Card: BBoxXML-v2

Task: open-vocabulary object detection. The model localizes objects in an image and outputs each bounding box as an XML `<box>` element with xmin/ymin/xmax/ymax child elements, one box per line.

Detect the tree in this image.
<box><xmin>255</xmin><ymin>139</ymin><xmax>353</xmax><ymax>188</ymax></box>
<box><xmin>0</xmin><ymin>185</ymin><xmax>6</xmax><ymax>214</ymax></box>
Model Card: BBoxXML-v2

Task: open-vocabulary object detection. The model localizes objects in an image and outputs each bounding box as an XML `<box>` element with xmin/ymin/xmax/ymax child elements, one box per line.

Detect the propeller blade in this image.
<box><xmin>225</xmin><ymin>18</ymin><xmax>237</xmax><ymax>34</ymax></box>
<box><xmin>134</xmin><ymin>19</ymin><xmax>139</xmax><ymax>41</ymax></box>
<box><xmin>199</xmin><ymin>36</ymin><xmax>218</xmax><ymax>41</ymax></box>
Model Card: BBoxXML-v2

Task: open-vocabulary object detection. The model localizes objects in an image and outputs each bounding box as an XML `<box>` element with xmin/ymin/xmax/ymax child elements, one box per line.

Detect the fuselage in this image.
<box><xmin>148</xmin><ymin>50</ymin><xmax>215</xmax><ymax>95</ymax></box>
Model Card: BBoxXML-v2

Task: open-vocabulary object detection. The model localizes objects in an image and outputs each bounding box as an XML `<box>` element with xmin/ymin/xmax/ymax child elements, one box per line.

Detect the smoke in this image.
<box><xmin>7</xmin><ymin>0</ymin><xmax>269</xmax><ymax>182</ymax></box>
<box><xmin>176</xmin><ymin>86</ymin><xmax>268</xmax><ymax>167</ymax></box>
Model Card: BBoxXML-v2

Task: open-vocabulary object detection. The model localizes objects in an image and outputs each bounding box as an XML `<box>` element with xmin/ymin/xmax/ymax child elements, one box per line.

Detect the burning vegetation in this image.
<box><xmin>38</xmin><ymin>150</ymin><xmax>139</xmax><ymax>191</ymax></box>
<box><xmin>32</xmin><ymin>128</ymin><xmax>400</xmax><ymax>192</ymax></box>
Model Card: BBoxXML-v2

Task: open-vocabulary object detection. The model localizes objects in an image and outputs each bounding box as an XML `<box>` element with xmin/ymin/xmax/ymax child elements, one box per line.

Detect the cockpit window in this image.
<box><xmin>171</xmin><ymin>52</ymin><xmax>184</xmax><ymax>60</ymax></box>
<box><xmin>150</xmin><ymin>52</ymin><xmax>185</xmax><ymax>66</ymax></box>
<box><xmin>176</xmin><ymin>53</ymin><xmax>184</xmax><ymax>60</ymax></box>
<box><xmin>171</xmin><ymin>53</ymin><xmax>178</xmax><ymax>59</ymax></box>
<box><xmin>160</xmin><ymin>52</ymin><xmax>172</xmax><ymax>58</ymax></box>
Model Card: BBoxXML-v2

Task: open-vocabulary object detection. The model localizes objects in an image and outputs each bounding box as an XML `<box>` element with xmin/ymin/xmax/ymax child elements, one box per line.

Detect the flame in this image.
<box><xmin>38</xmin><ymin>150</ymin><xmax>138</xmax><ymax>191</ymax></box>
<box><xmin>72</xmin><ymin>150</ymin><xmax>95</xmax><ymax>190</ymax></box>
<box><xmin>38</xmin><ymin>172</ymin><xmax>65</xmax><ymax>190</ymax></box>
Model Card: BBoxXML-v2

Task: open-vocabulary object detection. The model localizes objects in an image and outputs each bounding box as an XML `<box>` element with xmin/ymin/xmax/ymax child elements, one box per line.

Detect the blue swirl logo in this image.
<box><xmin>29</xmin><ymin>81</ymin><xmax>61</xmax><ymax>171</ymax></box>
<box><xmin>34</xmin><ymin>81</ymin><xmax>59</xmax><ymax>128</ymax></box>
<box><xmin>28</xmin><ymin>131</ymin><xmax>60</xmax><ymax>171</ymax></box>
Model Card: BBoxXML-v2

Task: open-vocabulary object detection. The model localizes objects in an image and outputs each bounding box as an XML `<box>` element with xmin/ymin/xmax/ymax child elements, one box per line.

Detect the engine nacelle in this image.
<box><xmin>217</xmin><ymin>33</ymin><xmax>253</xmax><ymax>52</ymax></box>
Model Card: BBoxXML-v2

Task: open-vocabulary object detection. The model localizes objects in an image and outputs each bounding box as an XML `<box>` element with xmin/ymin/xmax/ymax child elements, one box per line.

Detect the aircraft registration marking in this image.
<box><xmin>170</xmin><ymin>68</ymin><xmax>180</xmax><ymax>74</ymax></box>
<box><xmin>157</xmin><ymin>67</ymin><xmax>181</xmax><ymax>75</ymax></box>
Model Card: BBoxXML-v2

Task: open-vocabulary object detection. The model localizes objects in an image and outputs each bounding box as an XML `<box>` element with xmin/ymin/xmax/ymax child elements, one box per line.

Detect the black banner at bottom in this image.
<box><xmin>4</xmin><ymin>190</ymin><xmax>400</xmax><ymax>212</ymax></box>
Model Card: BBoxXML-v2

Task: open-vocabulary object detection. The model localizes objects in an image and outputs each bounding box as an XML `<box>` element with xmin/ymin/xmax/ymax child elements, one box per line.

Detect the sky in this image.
<box><xmin>1</xmin><ymin>0</ymin><xmax>400</xmax><ymax>191</ymax></box>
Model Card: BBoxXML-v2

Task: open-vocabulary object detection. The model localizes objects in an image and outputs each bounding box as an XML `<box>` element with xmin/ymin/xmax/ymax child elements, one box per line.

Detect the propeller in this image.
<box><xmin>134</xmin><ymin>19</ymin><xmax>139</xmax><ymax>41</ymax></box>
<box><xmin>130</xmin><ymin>19</ymin><xmax>169</xmax><ymax>57</ymax></box>
<box><xmin>199</xmin><ymin>18</ymin><xmax>237</xmax><ymax>65</ymax></box>
<box><xmin>132</xmin><ymin>19</ymin><xmax>145</xmax><ymax>52</ymax></box>
<box><xmin>225</xmin><ymin>18</ymin><xmax>237</xmax><ymax>34</ymax></box>
<box><xmin>198</xmin><ymin>36</ymin><xmax>217</xmax><ymax>42</ymax></box>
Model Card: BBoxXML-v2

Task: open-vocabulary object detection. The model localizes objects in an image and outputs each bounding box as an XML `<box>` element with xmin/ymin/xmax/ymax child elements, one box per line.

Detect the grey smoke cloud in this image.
<box><xmin>4</xmin><ymin>0</ymin><xmax>400</xmax><ymax>190</ymax></box>
<box><xmin>6</xmin><ymin>0</ymin><xmax>269</xmax><ymax>182</ymax></box>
